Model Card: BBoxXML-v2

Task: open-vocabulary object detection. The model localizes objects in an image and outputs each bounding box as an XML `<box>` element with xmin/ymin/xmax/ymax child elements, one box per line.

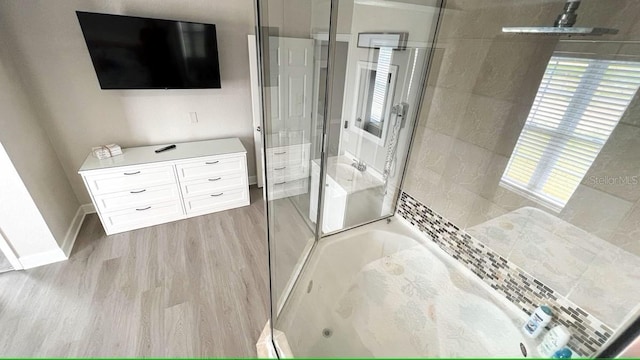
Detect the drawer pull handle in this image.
<box><xmin>124</xmin><ymin>171</ymin><xmax>141</xmax><ymax>175</ymax></box>
<box><xmin>205</xmin><ymin>161</ymin><xmax>220</xmax><ymax>165</ymax></box>
<box><xmin>274</xmin><ymin>166</ymin><xmax>286</xmax><ymax>170</ymax></box>
<box><xmin>136</xmin><ymin>206</ymin><xmax>151</xmax><ymax>211</ymax></box>
<box><xmin>130</xmin><ymin>189</ymin><xmax>146</xmax><ymax>194</ymax></box>
<box><xmin>275</xmin><ymin>181</ymin><xmax>286</xmax><ymax>185</ymax></box>
<box><xmin>208</xmin><ymin>177</ymin><xmax>222</xmax><ymax>181</ymax></box>
<box><xmin>210</xmin><ymin>193</ymin><xmax>224</xmax><ymax>197</ymax></box>
<box><xmin>274</xmin><ymin>151</ymin><xmax>287</xmax><ymax>155</ymax></box>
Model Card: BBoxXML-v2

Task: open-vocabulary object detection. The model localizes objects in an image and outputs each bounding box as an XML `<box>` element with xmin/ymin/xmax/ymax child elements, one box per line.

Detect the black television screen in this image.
<box><xmin>76</xmin><ymin>11</ymin><xmax>221</xmax><ymax>89</ymax></box>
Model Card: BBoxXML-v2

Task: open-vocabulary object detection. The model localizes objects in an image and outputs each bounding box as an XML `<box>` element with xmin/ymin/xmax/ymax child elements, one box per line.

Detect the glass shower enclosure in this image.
<box><xmin>255</xmin><ymin>0</ymin><xmax>640</xmax><ymax>358</ymax></box>
<box><xmin>254</xmin><ymin>0</ymin><xmax>442</xmax><ymax>356</ymax></box>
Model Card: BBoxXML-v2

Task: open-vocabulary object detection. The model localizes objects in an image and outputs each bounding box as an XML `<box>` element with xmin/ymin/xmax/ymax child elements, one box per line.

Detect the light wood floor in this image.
<box><xmin>270</xmin><ymin>194</ymin><xmax>315</xmax><ymax>305</ymax></box>
<box><xmin>0</xmin><ymin>187</ymin><xmax>275</xmax><ymax>357</ymax></box>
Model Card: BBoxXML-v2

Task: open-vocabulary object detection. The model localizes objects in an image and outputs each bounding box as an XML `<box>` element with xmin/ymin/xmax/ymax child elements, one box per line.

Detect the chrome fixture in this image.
<box><xmin>554</xmin><ymin>0</ymin><xmax>580</xmax><ymax>27</ymax></box>
<box><xmin>502</xmin><ymin>0</ymin><xmax>618</xmax><ymax>36</ymax></box>
<box><xmin>383</xmin><ymin>102</ymin><xmax>409</xmax><ymax>182</ymax></box>
<box><xmin>351</xmin><ymin>158</ymin><xmax>367</xmax><ymax>172</ymax></box>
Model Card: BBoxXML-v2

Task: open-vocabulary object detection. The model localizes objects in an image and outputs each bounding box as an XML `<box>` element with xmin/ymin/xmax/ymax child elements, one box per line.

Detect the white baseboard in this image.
<box><xmin>81</xmin><ymin>203</ymin><xmax>96</xmax><ymax>214</ymax></box>
<box><xmin>19</xmin><ymin>248</ymin><xmax>67</xmax><ymax>269</ymax></box>
<box><xmin>17</xmin><ymin>204</ymin><xmax>95</xmax><ymax>269</ymax></box>
<box><xmin>60</xmin><ymin>204</ymin><xmax>93</xmax><ymax>258</ymax></box>
<box><xmin>249</xmin><ymin>175</ymin><xmax>257</xmax><ymax>186</ymax></box>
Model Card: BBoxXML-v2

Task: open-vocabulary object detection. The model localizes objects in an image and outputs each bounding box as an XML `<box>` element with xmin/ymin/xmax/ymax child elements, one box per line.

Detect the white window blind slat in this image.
<box><xmin>528</xmin><ymin>116</ymin><xmax>616</xmax><ymax>133</ymax></box>
<box><xmin>532</xmin><ymin>106</ymin><xmax>622</xmax><ymax>122</ymax></box>
<box><xmin>517</xmin><ymin>131</ymin><xmax>604</xmax><ymax>155</ymax></box>
<box><xmin>500</xmin><ymin>56</ymin><xmax>640</xmax><ymax>212</ymax></box>
<box><xmin>534</xmin><ymin>92</ymin><xmax>632</xmax><ymax>107</ymax></box>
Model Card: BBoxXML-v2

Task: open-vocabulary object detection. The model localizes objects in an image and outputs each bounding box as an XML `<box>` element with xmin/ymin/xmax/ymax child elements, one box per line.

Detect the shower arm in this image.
<box><xmin>554</xmin><ymin>0</ymin><xmax>581</xmax><ymax>28</ymax></box>
<box><xmin>501</xmin><ymin>0</ymin><xmax>618</xmax><ymax>36</ymax></box>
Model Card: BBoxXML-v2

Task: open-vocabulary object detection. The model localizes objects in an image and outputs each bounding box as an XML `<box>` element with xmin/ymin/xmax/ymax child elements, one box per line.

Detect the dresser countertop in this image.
<box><xmin>78</xmin><ymin>138</ymin><xmax>246</xmax><ymax>173</ymax></box>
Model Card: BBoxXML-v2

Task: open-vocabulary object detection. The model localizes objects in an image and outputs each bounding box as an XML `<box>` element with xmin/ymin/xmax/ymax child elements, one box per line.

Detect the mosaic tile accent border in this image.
<box><xmin>397</xmin><ymin>191</ymin><xmax>614</xmax><ymax>357</ymax></box>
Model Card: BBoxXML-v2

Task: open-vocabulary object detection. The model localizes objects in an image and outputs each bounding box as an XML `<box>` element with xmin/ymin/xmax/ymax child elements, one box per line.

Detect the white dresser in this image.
<box><xmin>78</xmin><ymin>138</ymin><xmax>250</xmax><ymax>235</ymax></box>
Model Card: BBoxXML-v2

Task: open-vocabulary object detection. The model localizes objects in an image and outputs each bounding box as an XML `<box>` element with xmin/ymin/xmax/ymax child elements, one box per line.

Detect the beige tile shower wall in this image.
<box><xmin>403</xmin><ymin>0</ymin><xmax>640</xmax><ymax>333</ymax></box>
<box><xmin>405</xmin><ymin>0</ymin><xmax>557</xmax><ymax>229</ymax></box>
<box><xmin>404</xmin><ymin>0</ymin><xmax>640</xmax><ymax>256</ymax></box>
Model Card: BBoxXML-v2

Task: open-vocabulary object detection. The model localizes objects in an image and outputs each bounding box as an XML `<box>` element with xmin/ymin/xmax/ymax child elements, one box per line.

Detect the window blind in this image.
<box><xmin>500</xmin><ymin>56</ymin><xmax>640</xmax><ymax>211</ymax></box>
<box><xmin>370</xmin><ymin>47</ymin><xmax>393</xmax><ymax>125</ymax></box>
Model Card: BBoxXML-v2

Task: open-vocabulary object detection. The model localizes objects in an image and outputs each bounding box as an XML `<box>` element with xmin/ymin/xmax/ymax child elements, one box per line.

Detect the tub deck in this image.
<box><xmin>274</xmin><ymin>215</ymin><xmax>541</xmax><ymax>358</ymax></box>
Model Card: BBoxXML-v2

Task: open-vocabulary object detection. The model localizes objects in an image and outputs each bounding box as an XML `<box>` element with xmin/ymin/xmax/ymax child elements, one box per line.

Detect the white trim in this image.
<box><xmin>248</xmin><ymin>35</ymin><xmax>265</xmax><ymax>189</ymax></box>
<box><xmin>8</xmin><ymin>204</ymin><xmax>94</xmax><ymax>270</ymax></box>
<box><xmin>249</xmin><ymin>175</ymin><xmax>258</xmax><ymax>186</ymax></box>
<box><xmin>82</xmin><ymin>203</ymin><xmax>96</xmax><ymax>214</ymax></box>
<box><xmin>60</xmin><ymin>205</ymin><xmax>93</xmax><ymax>258</ymax></box>
<box><xmin>19</xmin><ymin>248</ymin><xmax>67</xmax><ymax>269</ymax></box>
<box><xmin>0</xmin><ymin>230</ymin><xmax>23</xmax><ymax>270</ymax></box>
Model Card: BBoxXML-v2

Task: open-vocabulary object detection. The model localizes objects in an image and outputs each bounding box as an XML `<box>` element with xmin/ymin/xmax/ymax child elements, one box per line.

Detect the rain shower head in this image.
<box><xmin>502</xmin><ymin>0</ymin><xmax>618</xmax><ymax>36</ymax></box>
<box><xmin>502</xmin><ymin>27</ymin><xmax>618</xmax><ymax>36</ymax></box>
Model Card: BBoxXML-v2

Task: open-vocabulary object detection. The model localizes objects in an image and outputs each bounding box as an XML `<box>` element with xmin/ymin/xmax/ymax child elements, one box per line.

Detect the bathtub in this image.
<box><xmin>273</xmin><ymin>215</ymin><xmax>541</xmax><ymax>358</ymax></box>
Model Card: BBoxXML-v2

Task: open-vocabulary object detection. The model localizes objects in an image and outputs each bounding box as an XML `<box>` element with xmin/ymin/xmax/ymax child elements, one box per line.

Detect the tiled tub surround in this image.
<box><xmin>405</xmin><ymin>0</ymin><xmax>640</xmax><ymax>259</ymax></box>
<box><xmin>396</xmin><ymin>191</ymin><xmax>628</xmax><ymax>357</ymax></box>
<box><xmin>466</xmin><ymin>206</ymin><xmax>640</xmax><ymax>328</ymax></box>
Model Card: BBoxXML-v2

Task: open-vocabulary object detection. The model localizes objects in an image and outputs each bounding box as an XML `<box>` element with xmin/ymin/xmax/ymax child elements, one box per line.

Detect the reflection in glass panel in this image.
<box><xmin>309</xmin><ymin>2</ymin><xmax>435</xmax><ymax>235</ymax></box>
<box><xmin>257</xmin><ymin>0</ymin><xmax>331</xmax><ymax>323</ymax></box>
<box><xmin>353</xmin><ymin>59</ymin><xmax>398</xmax><ymax>141</ymax></box>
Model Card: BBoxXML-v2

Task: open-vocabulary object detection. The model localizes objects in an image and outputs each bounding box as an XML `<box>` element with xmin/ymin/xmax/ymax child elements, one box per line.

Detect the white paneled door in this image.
<box><xmin>248</xmin><ymin>35</ymin><xmax>314</xmax><ymax>189</ymax></box>
<box><xmin>280</xmin><ymin>37</ymin><xmax>314</xmax><ymax>134</ymax></box>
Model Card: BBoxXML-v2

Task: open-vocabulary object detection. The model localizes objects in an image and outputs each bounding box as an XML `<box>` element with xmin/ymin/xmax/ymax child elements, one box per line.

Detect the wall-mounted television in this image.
<box><xmin>76</xmin><ymin>11</ymin><xmax>221</xmax><ymax>89</ymax></box>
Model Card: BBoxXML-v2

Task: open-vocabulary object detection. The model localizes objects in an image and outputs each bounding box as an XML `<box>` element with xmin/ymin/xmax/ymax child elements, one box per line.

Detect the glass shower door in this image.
<box><xmin>254</xmin><ymin>0</ymin><xmax>333</xmax><ymax>326</ymax></box>
<box><xmin>257</xmin><ymin>0</ymin><xmax>443</xmax><ymax>357</ymax></box>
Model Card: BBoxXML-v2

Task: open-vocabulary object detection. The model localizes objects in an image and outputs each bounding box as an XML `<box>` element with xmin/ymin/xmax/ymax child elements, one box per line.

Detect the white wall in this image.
<box><xmin>0</xmin><ymin>142</ymin><xmax>66</xmax><ymax>266</ymax></box>
<box><xmin>0</xmin><ymin>0</ymin><xmax>257</xmax><ymax>204</ymax></box>
<box><xmin>0</xmin><ymin>44</ymin><xmax>80</xmax><ymax>250</ymax></box>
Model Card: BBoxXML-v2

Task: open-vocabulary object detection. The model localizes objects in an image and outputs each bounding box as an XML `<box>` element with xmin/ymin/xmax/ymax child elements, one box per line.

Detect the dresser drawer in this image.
<box><xmin>267</xmin><ymin>163</ymin><xmax>309</xmax><ymax>183</ymax></box>
<box><xmin>175</xmin><ymin>155</ymin><xmax>245</xmax><ymax>181</ymax></box>
<box><xmin>267</xmin><ymin>144</ymin><xmax>309</xmax><ymax>167</ymax></box>
<box><xmin>92</xmin><ymin>184</ymin><xmax>181</xmax><ymax>213</ymax></box>
<box><xmin>84</xmin><ymin>165</ymin><xmax>175</xmax><ymax>195</ymax></box>
<box><xmin>180</xmin><ymin>172</ymin><xmax>247</xmax><ymax>198</ymax></box>
<box><xmin>101</xmin><ymin>200</ymin><xmax>185</xmax><ymax>234</ymax></box>
<box><xmin>268</xmin><ymin>178</ymin><xmax>308</xmax><ymax>200</ymax></box>
<box><xmin>183</xmin><ymin>187</ymin><xmax>249</xmax><ymax>216</ymax></box>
